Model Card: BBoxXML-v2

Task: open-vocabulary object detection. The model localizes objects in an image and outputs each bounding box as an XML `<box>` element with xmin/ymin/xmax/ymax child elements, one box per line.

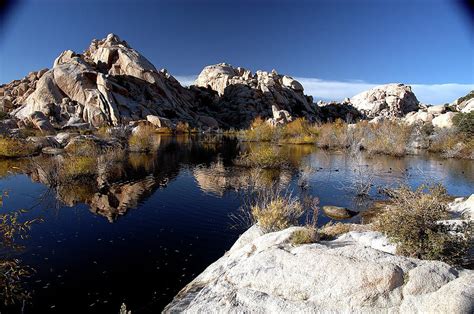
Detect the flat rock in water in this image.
<box><xmin>322</xmin><ymin>205</ymin><xmax>358</xmax><ymax>219</ymax></box>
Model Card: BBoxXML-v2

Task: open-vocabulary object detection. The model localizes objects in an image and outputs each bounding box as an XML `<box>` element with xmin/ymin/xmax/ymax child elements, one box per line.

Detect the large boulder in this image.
<box><xmin>432</xmin><ymin>112</ymin><xmax>457</xmax><ymax>128</ymax></box>
<box><xmin>165</xmin><ymin>226</ymin><xmax>474</xmax><ymax>313</ymax></box>
<box><xmin>350</xmin><ymin>84</ymin><xmax>419</xmax><ymax>118</ymax></box>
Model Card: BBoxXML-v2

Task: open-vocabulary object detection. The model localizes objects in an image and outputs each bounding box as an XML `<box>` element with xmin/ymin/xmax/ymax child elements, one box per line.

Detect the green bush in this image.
<box><xmin>453</xmin><ymin>111</ymin><xmax>474</xmax><ymax>137</ymax></box>
<box><xmin>375</xmin><ymin>184</ymin><xmax>472</xmax><ymax>266</ymax></box>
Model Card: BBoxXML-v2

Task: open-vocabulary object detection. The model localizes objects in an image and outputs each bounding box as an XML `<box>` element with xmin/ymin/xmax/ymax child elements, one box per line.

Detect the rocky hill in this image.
<box><xmin>0</xmin><ymin>34</ymin><xmax>471</xmax><ymax>132</ymax></box>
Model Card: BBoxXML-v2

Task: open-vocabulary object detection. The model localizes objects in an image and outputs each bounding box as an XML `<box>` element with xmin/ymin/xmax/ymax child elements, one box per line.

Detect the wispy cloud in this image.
<box><xmin>175</xmin><ymin>75</ymin><xmax>473</xmax><ymax>105</ymax></box>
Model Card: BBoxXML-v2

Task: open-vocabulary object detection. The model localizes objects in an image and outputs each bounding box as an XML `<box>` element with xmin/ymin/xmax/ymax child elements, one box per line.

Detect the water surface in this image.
<box><xmin>0</xmin><ymin>136</ymin><xmax>472</xmax><ymax>313</ymax></box>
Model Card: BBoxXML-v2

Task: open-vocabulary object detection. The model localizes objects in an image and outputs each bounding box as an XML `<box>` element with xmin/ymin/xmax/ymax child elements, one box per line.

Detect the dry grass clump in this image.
<box><xmin>375</xmin><ymin>184</ymin><xmax>472</xmax><ymax>265</ymax></box>
<box><xmin>291</xmin><ymin>227</ymin><xmax>319</xmax><ymax>244</ymax></box>
<box><xmin>250</xmin><ymin>193</ymin><xmax>304</xmax><ymax>233</ymax></box>
<box><xmin>64</xmin><ymin>138</ymin><xmax>100</xmax><ymax>156</ymax></box>
<box><xmin>240</xmin><ymin>117</ymin><xmax>275</xmax><ymax>142</ymax></box>
<box><xmin>0</xmin><ymin>137</ymin><xmax>37</xmax><ymax>158</ymax></box>
<box><xmin>315</xmin><ymin>119</ymin><xmax>349</xmax><ymax>149</ymax></box>
<box><xmin>428</xmin><ymin>128</ymin><xmax>474</xmax><ymax>159</ymax></box>
<box><xmin>128</xmin><ymin>125</ymin><xmax>157</xmax><ymax>152</ymax></box>
<box><xmin>278</xmin><ymin>118</ymin><xmax>318</xmax><ymax>144</ymax></box>
<box><xmin>363</xmin><ymin>120</ymin><xmax>412</xmax><ymax>157</ymax></box>
<box><xmin>319</xmin><ymin>222</ymin><xmax>371</xmax><ymax>240</ymax></box>
<box><xmin>236</xmin><ymin>146</ymin><xmax>290</xmax><ymax>169</ymax></box>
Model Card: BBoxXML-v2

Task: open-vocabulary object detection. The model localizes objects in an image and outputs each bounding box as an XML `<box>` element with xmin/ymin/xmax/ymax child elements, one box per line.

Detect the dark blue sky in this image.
<box><xmin>0</xmin><ymin>0</ymin><xmax>472</xmax><ymax>102</ymax></box>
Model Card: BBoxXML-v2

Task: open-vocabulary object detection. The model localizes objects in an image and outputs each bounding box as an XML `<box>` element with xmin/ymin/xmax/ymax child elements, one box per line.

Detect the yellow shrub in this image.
<box><xmin>0</xmin><ymin>137</ymin><xmax>37</xmax><ymax>158</ymax></box>
<box><xmin>237</xmin><ymin>146</ymin><xmax>289</xmax><ymax>168</ymax></box>
<box><xmin>61</xmin><ymin>156</ymin><xmax>97</xmax><ymax>178</ymax></box>
<box><xmin>240</xmin><ymin>117</ymin><xmax>275</xmax><ymax>142</ymax></box>
<box><xmin>251</xmin><ymin>196</ymin><xmax>304</xmax><ymax>232</ymax></box>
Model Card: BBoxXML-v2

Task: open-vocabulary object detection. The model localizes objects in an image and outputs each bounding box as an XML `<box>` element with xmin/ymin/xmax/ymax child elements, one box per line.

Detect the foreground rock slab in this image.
<box><xmin>165</xmin><ymin>226</ymin><xmax>474</xmax><ymax>313</ymax></box>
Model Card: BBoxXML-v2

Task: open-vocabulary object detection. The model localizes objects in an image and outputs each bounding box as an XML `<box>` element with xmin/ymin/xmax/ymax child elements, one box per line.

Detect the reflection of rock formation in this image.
<box><xmin>24</xmin><ymin>136</ymin><xmax>242</xmax><ymax>221</ymax></box>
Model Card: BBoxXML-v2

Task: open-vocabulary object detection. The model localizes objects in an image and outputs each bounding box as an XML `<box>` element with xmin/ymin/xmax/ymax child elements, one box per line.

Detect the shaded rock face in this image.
<box><xmin>350</xmin><ymin>83</ymin><xmax>419</xmax><ymax>118</ymax></box>
<box><xmin>194</xmin><ymin>63</ymin><xmax>318</xmax><ymax>128</ymax></box>
<box><xmin>11</xmin><ymin>34</ymin><xmax>196</xmax><ymax>128</ymax></box>
<box><xmin>165</xmin><ymin>226</ymin><xmax>474</xmax><ymax>313</ymax></box>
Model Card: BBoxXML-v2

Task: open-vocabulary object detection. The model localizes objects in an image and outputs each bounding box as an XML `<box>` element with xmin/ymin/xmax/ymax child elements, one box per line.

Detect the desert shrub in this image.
<box><xmin>236</xmin><ymin>146</ymin><xmax>289</xmax><ymax>168</ymax></box>
<box><xmin>128</xmin><ymin>125</ymin><xmax>157</xmax><ymax>152</ymax></box>
<box><xmin>452</xmin><ymin>111</ymin><xmax>474</xmax><ymax>137</ymax></box>
<box><xmin>0</xmin><ymin>137</ymin><xmax>37</xmax><ymax>158</ymax></box>
<box><xmin>364</xmin><ymin>120</ymin><xmax>412</xmax><ymax>157</ymax></box>
<box><xmin>61</xmin><ymin>156</ymin><xmax>97</xmax><ymax>178</ymax></box>
<box><xmin>375</xmin><ymin>184</ymin><xmax>472</xmax><ymax>265</ymax></box>
<box><xmin>315</xmin><ymin>119</ymin><xmax>349</xmax><ymax>149</ymax></box>
<box><xmin>240</xmin><ymin>117</ymin><xmax>275</xmax><ymax>142</ymax></box>
<box><xmin>0</xmin><ymin>112</ymin><xmax>8</xmax><ymax>120</ymax></box>
<box><xmin>278</xmin><ymin>118</ymin><xmax>318</xmax><ymax>144</ymax></box>
<box><xmin>64</xmin><ymin>138</ymin><xmax>100</xmax><ymax>156</ymax></box>
<box><xmin>429</xmin><ymin>128</ymin><xmax>474</xmax><ymax>159</ymax></box>
<box><xmin>250</xmin><ymin>193</ymin><xmax>304</xmax><ymax>233</ymax></box>
<box><xmin>291</xmin><ymin>227</ymin><xmax>319</xmax><ymax>245</ymax></box>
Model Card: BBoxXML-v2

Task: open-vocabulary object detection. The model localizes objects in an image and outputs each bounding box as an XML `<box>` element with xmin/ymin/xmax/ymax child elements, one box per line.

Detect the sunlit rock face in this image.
<box><xmin>350</xmin><ymin>83</ymin><xmax>419</xmax><ymax>118</ymax></box>
<box><xmin>11</xmin><ymin>33</ymin><xmax>196</xmax><ymax>128</ymax></box>
<box><xmin>165</xmin><ymin>225</ymin><xmax>474</xmax><ymax>313</ymax></box>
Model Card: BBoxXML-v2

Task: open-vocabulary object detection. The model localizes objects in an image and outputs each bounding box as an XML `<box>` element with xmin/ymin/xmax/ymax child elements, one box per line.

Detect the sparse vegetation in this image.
<box><xmin>278</xmin><ymin>118</ymin><xmax>319</xmax><ymax>144</ymax></box>
<box><xmin>375</xmin><ymin>184</ymin><xmax>472</xmax><ymax>266</ymax></box>
<box><xmin>0</xmin><ymin>137</ymin><xmax>37</xmax><ymax>158</ymax></box>
<box><xmin>0</xmin><ymin>111</ymin><xmax>8</xmax><ymax>120</ymax></box>
<box><xmin>61</xmin><ymin>156</ymin><xmax>97</xmax><ymax>178</ymax></box>
<box><xmin>240</xmin><ymin>117</ymin><xmax>275</xmax><ymax>142</ymax></box>
<box><xmin>250</xmin><ymin>193</ymin><xmax>304</xmax><ymax>232</ymax></box>
<box><xmin>453</xmin><ymin>111</ymin><xmax>474</xmax><ymax>137</ymax></box>
<box><xmin>363</xmin><ymin>120</ymin><xmax>412</xmax><ymax>157</ymax></box>
<box><xmin>291</xmin><ymin>227</ymin><xmax>318</xmax><ymax>244</ymax></box>
<box><xmin>128</xmin><ymin>125</ymin><xmax>157</xmax><ymax>152</ymax></box>
<box><xmin>236</xmin><ymin>146</ymin><xmax>290</xmax><ymax>169</ymax></box>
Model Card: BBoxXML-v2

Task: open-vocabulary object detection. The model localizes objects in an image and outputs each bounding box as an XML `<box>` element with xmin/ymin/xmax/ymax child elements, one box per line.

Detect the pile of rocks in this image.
<box><xmin>349</xmin><ymin>83</ymin><xmax>420</xmax><ymax>118</ymax></box>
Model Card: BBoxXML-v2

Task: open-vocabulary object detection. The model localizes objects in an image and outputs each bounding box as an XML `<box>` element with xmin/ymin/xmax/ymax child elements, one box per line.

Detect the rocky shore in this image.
<box><xmin>164</xmin><ymin>196</ymin><xmax>474</xmax><ymax>313</ymax></box>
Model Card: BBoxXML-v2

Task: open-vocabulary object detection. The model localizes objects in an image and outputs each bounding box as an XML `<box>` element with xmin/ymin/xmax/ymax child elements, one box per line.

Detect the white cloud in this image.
<box><xmin>295</xmin><ymin>77</ymin><xmax>473</xmax><ymax>105</ymax></box>
<box><xmin>175</xmin><ymin>75</ymin><xmax>473</xmax><ymax>105</ymax></box>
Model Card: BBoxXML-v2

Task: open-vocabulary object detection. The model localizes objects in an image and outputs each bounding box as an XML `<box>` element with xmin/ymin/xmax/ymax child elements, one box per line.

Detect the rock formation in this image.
<box><xmin>350</xmin><ymin>83</ymin><xmax>420</xmax><ymax>118</ymax></box>
<box><xmin>10</xmin><ymin>34</ymin><xmax>197</xmax><ymax>128</ymax></box>
<box><xmin>194</xmin><ymin>63</ymin><xmax>318</xmax><ymax>127</ymax></box>
<box><xmin>165</xmin><ymin>225</ymin><xmax>474</xmax><ymax>313</ymax></box>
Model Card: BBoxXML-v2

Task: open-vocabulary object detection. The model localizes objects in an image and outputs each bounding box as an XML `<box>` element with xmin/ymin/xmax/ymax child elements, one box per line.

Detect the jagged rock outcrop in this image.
<box><xmin>11</xmin><ymin>34</ymin><xmax>196</xmax><ymax>128</ymax></box>
<box><xmin>350</xmin><ymin>83</ymin><xmax>419</xmax><ymax>118</ymax></box>
<box><xmin>452</xmin><ymin>90</ymin><xmax>474</xmax><ymax>113</ymax></box>
<box><xmin>165</xmin><ymin>225</ymin><xmax>474</xmax><ymax>313</ymax></box>
<box><xmin>194</xmin><ymin>63</ymin><xmax>318</xmax><ymax>128</ymax></box>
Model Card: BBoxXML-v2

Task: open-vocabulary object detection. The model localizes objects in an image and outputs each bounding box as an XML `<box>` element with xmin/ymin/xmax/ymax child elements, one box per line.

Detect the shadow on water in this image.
<box><xmin>0</xmin><ymin>135</ymin><xmax>472</xmax><ymax>313</ymax></box>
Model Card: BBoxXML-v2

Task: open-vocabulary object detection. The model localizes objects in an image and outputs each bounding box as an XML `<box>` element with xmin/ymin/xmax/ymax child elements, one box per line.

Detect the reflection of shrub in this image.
<box><xmin>237</xmin><ymin>146</ymin><xmax>289</xmax><ymax>169</ymax></box>
<box><xmin>453</xmin><ymin>111</ymin><xmax>474</xmax><ymax>137</ymax></box>
<box><xmin>62</xmin><ymin>156</ymin><xmax>97</xmax><ymax>178</ymax></box>
<box><xmin>375</xmin><ymin>184</ymin><xmax>472</xmax><ymax>265</ymax></box>
<box><xmin>0</xmin><ymin>137</ymin><xmax>37</xmax><ymax>158</ymax></box>
<box><xmin>291</xmin><ymin>227</ymin><xmax>318</xmax><ymax>245</ymax></box>
<box><xmin>175</xmin><ymin>121</ymin><xmax>190</xmax><ymax>134</ymax></box>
